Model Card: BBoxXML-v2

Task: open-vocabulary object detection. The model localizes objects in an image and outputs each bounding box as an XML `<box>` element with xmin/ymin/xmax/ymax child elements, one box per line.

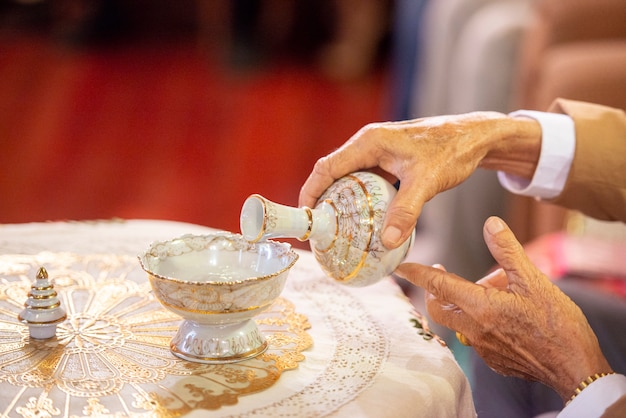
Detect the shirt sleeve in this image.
<box><xmin>497</xmin><ymin>110</ymin><xmax>576</xmax><ymax>199</ymax></box>
<box><xmin>557</xmin><ymin>374</ymin><xmax>626</xmax><ymax>418</ymax></box>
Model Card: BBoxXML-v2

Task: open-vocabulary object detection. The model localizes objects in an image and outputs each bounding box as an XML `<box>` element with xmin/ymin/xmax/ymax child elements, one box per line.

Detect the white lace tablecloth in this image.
<box><xmin>0</xmin><ymin>219</ymin><xmax>476</xmax><ymax>418</ymax></box>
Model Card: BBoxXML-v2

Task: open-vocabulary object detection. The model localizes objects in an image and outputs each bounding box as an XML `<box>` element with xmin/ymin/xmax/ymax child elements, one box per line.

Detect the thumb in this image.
<box><xmin>381</xmin><ymin>179</ymin><xmax>425</xmax><ymax>249</ymax></box>
<box><xmin>482</xmin><ymin>216</ymin><xmax>542</xmax><ymax>294</ymax></box>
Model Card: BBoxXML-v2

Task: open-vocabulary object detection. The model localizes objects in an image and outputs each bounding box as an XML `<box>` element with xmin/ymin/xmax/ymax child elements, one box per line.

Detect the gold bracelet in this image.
<box><xmin>566</xmin><ymin>372</ymin><xmax>615</xmax><ymax>405</ymax></box>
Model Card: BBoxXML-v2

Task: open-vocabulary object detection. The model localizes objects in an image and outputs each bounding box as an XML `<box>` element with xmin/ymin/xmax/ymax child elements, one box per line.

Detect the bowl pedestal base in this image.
<box><xmin>170</xmin><ymin>318</ymin><xmax>268</xmax><ymax>364</ymax></box>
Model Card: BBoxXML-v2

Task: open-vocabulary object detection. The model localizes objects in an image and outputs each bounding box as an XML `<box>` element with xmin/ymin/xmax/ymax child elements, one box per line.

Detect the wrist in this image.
<box><xmin>556</xmin><ymin>354</ymin><xmax>614</xmax><ymax>403</ymax></box>
<box><xmin>565</xmin><ymin>372</ymin><xmax>616</xmax><ymax>405</ymax></box>
<box><xmin>479</xmin><ymin>115</ymin><xmax>542</xmax><ymax>179</ymax></box>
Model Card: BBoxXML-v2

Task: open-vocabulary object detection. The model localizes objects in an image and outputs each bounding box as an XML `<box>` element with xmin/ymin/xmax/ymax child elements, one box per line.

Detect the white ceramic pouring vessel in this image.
<box><xmin>240</xmin><ymin>171</ymin><xmax>414</xmax><ymax>287</ymax></box>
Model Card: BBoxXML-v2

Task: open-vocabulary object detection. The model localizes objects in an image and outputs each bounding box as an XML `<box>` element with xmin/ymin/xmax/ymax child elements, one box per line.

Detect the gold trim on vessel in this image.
<box><xmin>298</xmin><ymin>206</ymin><xmax>313</xmax><ymax>241</ymax></box>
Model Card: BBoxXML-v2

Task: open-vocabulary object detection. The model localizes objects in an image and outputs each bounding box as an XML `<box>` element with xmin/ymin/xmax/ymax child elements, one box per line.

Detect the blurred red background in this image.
<box><xmin>0</xmin><ymin>1</ymin><xmax>391</xmax><ymax>243</ymax></box>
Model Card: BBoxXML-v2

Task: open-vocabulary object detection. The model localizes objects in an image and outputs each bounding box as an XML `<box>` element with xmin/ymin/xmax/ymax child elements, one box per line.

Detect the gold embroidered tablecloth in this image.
<box><xmin>0</xmin><ymin>252</ymin><xmax>310</xmax><ymax>417</ymax></box>
<box><xmin>0</xmin><ymin>220</ymin><xmax>477</xmax><ymax>418</ymax></box>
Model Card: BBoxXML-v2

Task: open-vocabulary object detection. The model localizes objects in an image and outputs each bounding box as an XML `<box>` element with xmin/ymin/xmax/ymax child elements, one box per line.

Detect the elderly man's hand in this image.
<box><xmin>394</xmin><ymin>216</ymin><xmax>613</xmax><ymax>403</ymax></box>
<box><xmin>298</xmin><ymin>113</ymin><xmax>541</xmax><ymax>249</ymax></box>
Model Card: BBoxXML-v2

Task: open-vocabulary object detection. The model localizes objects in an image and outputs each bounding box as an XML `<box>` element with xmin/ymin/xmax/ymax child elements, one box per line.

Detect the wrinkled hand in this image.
<box><xmin>298</xmin><ymin>112</ymin><xmax>540</xmax><ymax>249</ymax></box>
<box><xmin>394</xmin><ymin>216</ymin><xmax>612</xmax><ymax>403</ymax></box>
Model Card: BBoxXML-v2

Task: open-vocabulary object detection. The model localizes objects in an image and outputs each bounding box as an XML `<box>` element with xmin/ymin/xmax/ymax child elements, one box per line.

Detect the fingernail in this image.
<box><xmin>432</xmin><ymin>263</ymin><xmax>446</xmax><ymax>271</ymax></box>
<box><xmin>382</xmin><ymin>226</ymin><xmax>402</xmax><ymax>247</ymax></box>
<box><xmin>484</xmin><ymin>267</ymin><xmax>504</xmax><ymax>279</ymax></box>
<box><xmin>485</xmin><ymin>217</ymin><xmax>505</xmax><ymax>235</ymax></box>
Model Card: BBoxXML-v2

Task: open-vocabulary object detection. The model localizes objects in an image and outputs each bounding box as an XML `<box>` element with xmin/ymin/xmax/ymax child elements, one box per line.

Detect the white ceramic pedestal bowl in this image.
<box><xmin>139</xmin><ymin>232</ymin><xmax>298</xmax><ymax>364</ymax></box>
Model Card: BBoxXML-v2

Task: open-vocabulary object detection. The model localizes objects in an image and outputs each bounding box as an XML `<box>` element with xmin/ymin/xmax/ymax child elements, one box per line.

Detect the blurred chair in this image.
<box><xmin>410</xmin><ymin>0</ymin><xmax>531</xmax><ymax>117</ymax></box>
<box><xmin>446</xmin><ymin>0</ymin><xmax>533</xmax><ymax>114</ymax></box>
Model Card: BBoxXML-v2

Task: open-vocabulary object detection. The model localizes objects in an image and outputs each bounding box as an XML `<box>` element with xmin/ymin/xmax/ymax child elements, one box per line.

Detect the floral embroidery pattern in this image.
<box><xmin>0</xmin><ymin>253</ymin><xmax>311</xmax><ymax>417</ymax></box>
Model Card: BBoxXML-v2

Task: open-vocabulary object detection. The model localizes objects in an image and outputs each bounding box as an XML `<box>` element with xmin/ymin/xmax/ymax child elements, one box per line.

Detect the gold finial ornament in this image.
<box><xmin>18</xmin><ymin>266</ymin><xmax>67</xmax><ymax>339</ymax></box>
<box><xmin>36</xmin><ymin>266</ymin><xmax>48</xmax><ymax>279</ymax></box>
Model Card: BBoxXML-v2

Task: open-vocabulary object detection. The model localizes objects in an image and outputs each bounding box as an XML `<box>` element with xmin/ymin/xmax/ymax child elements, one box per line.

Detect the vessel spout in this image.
<box><xmin>240</xmin><ymin>194</ymin><xmax>316</xmax><ymax>243</ymax></box>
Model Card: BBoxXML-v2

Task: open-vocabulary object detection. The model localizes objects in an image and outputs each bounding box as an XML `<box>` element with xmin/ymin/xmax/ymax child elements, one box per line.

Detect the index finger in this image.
<box><xmin>394</xmin><ymin>263</ymin><xmax>484</xmax><ymax>311</ymax></box>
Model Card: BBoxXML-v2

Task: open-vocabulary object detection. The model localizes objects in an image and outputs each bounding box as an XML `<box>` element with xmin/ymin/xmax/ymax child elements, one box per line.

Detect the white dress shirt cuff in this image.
<box><xmin>497</xmin><ymin>110</ymin><xmax>575</xmax><ymax>200</ymax></box>
<box><xmin>557</xmin><ymin>374</ymin><xmax>626</xmax><ymax>418</ymax></box>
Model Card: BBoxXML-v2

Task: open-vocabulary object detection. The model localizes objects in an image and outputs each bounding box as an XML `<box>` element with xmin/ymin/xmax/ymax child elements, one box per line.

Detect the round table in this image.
<box><xmin>0</xmin><ymin>219</ymin><xmax>476</xmax><ymax>417</ymax></box>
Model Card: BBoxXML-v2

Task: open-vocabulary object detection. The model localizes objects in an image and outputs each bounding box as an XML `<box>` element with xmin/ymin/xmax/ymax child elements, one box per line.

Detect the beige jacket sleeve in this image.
<box><xmin>547</xmin><ymin>98</ymin><xmax>626</xmax><ymax>223</ymax></box>
<box><xmin>602</xmin><ymin>394</ymin><xmax>626</xmax><ymax>417</ymax></box>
